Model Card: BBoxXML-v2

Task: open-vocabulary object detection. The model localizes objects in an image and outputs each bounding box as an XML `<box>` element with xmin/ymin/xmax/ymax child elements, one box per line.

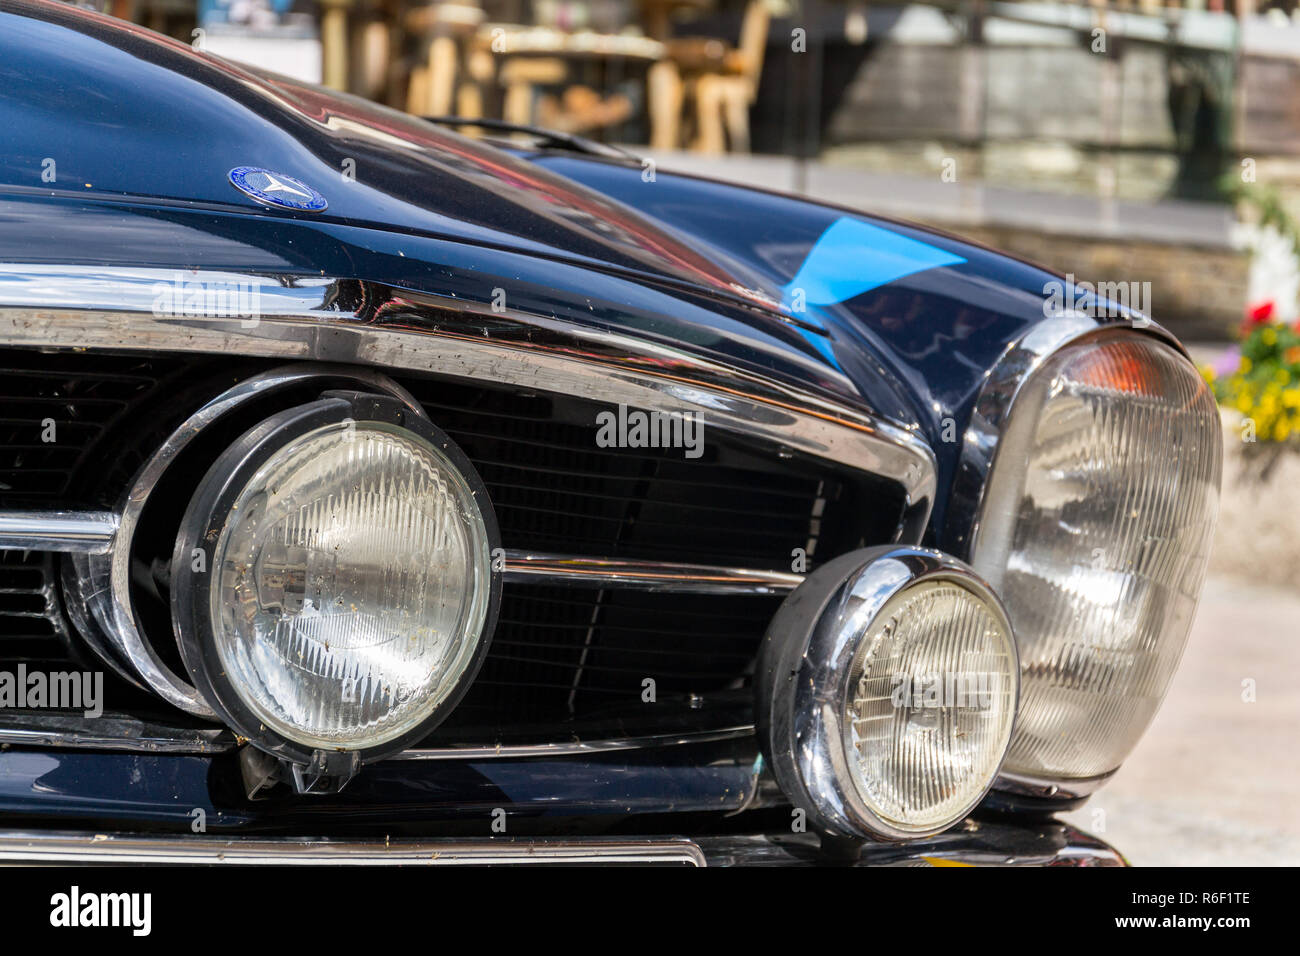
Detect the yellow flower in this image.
<box><xmin>1241</xmin><ymin>358</ymin><xmax>1253</xmax><ymax>374</ymax></box>
<box><xmin>1262</xmin><ymin>327</ymin><xmax>1278</xmax><ymax>346</ymax></box>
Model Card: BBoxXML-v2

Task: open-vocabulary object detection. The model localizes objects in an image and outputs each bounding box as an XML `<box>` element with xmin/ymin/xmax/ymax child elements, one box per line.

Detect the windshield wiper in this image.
<box><xmin>422</xmin><ymin>116</ymin><xmax>640</xmax><ymax>162</ymax></box>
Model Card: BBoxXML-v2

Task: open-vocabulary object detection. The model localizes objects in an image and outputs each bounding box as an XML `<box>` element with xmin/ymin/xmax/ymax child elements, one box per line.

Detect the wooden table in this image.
<box><xmin>472</xmin><ymin>25</ymin><xmax>665</xmax><ymax>132</ymax></box>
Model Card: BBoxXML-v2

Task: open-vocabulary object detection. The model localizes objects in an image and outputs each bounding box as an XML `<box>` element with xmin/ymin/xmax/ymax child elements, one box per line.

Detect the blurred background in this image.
<box><xmin>79</xmin><ymin>0</ymin><xmax>1300</xmax><ymax>864</ymax></box>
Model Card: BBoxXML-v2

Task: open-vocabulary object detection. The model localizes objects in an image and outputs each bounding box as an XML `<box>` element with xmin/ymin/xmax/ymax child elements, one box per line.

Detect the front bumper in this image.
<box><xmin>0</xmin><ymin>730</ymin><xmax>1121</xmax><ymax>865</ymax></box>
<box><xmin>0</xmin><ymin>820</ymin><xmax>1124</xmax><ymax>866</ymax></box>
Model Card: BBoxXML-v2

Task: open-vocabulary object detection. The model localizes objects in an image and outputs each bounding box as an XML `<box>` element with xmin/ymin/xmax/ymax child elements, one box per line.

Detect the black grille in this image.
<box><xmin>0</xmin><ymin>349</ymin><xmax>219</xmax><ymax>508</ymax></box>
<box><xmin>0</xmin><ymin>350</ymin><xmax>907</xmax><ymax>736</ymax></box>
<box><xmin>0</xmin><ymin>351</ymin><xmax>190</xmax><ymax>672</ymax></box>
<box><xmin>456</xmin><ymin>586</ymin><xmax>782</xmax><ymax>726</ymax></box>
<box><xmin>400</xmin><ymin>378</ymin><xmax>901</xmax><ymax>730</ymax></box>
<box><xmin>0</xmin><ymin>350</ymin><xmax>233</xmax><ymax>713</ymax></box>
<box><xmin>0</xmin><ymin>551</ymin><xmax>76</xmax><ymax>671</ymax></box>
<box><xmin>405</xmin><ymin>381</ymin><xmax>842</xmax><ymax>571</ymax></box>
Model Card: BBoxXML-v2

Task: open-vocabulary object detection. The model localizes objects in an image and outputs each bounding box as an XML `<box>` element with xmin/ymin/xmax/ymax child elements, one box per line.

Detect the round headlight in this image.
<box><xmin>172</xmin><ymin>391</ymin><xmax>500</xmax><ymax>772</ymax></box>
<box><xmin>756</xmin><ymin>546</ymin><xmax>1019</xmax><ymax>841</ymax></box>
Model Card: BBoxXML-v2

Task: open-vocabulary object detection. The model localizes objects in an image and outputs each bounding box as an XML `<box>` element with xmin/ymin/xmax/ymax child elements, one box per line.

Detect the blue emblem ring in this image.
<box><xmin>228</xmin><ymin>167</ymin><xmax>328</xmax><ymax>212</ymax></box>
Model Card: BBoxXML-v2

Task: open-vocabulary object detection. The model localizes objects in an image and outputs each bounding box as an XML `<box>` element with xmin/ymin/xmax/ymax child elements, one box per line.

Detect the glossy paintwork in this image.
<box><xmin>0</xmin><ymin>0</ymin><xmax>787</xmax><ymax>305</ymax></box>
<box><xmin>0</xmin><ymin>193</ymin><xmax>922</xmax><ymax>429</ymax></box>
<box><xmin>533</xmin><ymin>155</ymin><xmax>1076</xmax><ymax>535</ymax></box>
<box><xmin>0</xmin><ymin>740</ymin><xmax>759</xmax><ymax>831</ymax></box>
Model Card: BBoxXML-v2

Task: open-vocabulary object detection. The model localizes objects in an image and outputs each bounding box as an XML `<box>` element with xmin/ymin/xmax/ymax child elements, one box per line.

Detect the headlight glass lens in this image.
<box><xmin>844</xmin><ymin>578</ymin><xmax>1017</xmax><ymax>832</ymax></box>
<box><xmin>973</xmin><ymin>336</ymin><xmax>1221</xmax><ymax>781</ymax></box>
<box><xmin>210</xmin><ymin>420</ymin><xmax>493</xmax><ymax>751</ymax></box>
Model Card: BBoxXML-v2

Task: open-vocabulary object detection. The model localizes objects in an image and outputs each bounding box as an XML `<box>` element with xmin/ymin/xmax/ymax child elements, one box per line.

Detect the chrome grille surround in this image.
<box><xmin>0</xmin><ymin>265</ymin><xmax>936</xmax><ymax>527</ymax></box>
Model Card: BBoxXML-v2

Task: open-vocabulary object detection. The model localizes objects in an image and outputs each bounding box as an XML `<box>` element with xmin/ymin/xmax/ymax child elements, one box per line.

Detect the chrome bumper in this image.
<box><xmin>0</xmin><ymin>832</ymin><xmax>707</xmax><ymax>866</ymax></box>
<box><xmin>696</xmin><ymin>820</ymin><xmax>1126</xmax><ymax>866</ymax></box>
<box><xmin>0</xmin><ymin>820</ymin><xmax>1124</xmax><ymax>866</ymax></box>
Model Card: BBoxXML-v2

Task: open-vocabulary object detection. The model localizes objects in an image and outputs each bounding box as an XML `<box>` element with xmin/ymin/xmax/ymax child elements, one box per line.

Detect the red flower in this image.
<box><xmin>1248</xmin><ymin>300</ymin><xmax>1276</xmax><ymax>324</ymax></box>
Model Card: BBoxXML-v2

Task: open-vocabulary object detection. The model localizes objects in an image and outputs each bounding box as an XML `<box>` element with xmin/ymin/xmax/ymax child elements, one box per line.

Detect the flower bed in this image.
<box><xmin>1202</xmin><ymin>307</ymin><xmax>1300</xmax><ymax>589</ymax></box>
<box><xmin>1205</xmin><ymin>310</ymin><xmax>1300</xmax><ymax>453</ymax></box>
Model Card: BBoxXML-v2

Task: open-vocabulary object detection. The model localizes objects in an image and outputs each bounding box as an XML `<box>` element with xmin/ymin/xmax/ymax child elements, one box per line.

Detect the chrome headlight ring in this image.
<box><xmin>64</xmin><ymin>365</ymin><xmax>428</xmax><ymax>720</ymax></box>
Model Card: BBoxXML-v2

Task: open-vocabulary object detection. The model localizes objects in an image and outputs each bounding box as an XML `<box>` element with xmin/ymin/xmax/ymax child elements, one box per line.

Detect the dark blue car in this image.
<box><xmin>0</xmin><ymin>0</ymin><xmax>1222</xmax><ymax>866</ymax></box>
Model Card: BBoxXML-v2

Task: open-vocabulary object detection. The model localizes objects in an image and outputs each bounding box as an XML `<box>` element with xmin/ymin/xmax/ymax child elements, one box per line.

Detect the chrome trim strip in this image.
<box><xmin>993</xmin><ymin>769</ymin><xmax>1118</xmax><ymax>801</ymax></box>
<box><xmin>0</xmin><ymin>826</ymin><xmax>1126</xmax><ymax>867</ymax></box>
<box><xmin>693</xmin><ymin>822</ymin><xmax>1126</xmax><ymax>866</ymax></box>
<box><xmin>501</xmin><ymin>551</ymin><xmax>802</xmax><ymax>594</ymax></box>
<box><xmin>2</xmin><ymin>521</ymin><xmax>790</xmax><ymax>707</ymax></box>
<box><xmin>0</xmin><ymin>712</ymin><xmax>753</xmax><ymax>759</ymax></box>
<box><xmin>0</xmin><ymin>511</ymin><xmax>117</xmax><ymax>553</ymax></box>
<box><xmin>392</xmin><ymin>724</ymin><xmax>756</xmax><ymax>760</ymax></box>
<box><xmin>0</xmin><ymin>714</ymin><xmax>234</xmax><ymax>754</ymax></box>
<box><xmin>0</xmin><ymin>266</ymin><xmax>937</xmax><ymax>530</ymax></box>
<box><xmin>0</xmin><ymin>831</ymin><xmax>707</xmax><ymax>866</ymax></box>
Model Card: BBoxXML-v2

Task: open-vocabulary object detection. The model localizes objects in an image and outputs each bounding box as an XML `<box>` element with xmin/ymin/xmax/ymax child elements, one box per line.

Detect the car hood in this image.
<box><xmin>0</xmin><ymin>0</ymin><xmax>798</xmax><ymax>313</ymax></box>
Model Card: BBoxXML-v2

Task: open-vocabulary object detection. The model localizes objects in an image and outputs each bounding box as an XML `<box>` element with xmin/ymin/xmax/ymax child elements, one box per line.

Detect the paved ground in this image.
<box><xmin>1061</xmin><ymin>574</ymin><xmax>1300</xmax><ymax>866</ymax></box>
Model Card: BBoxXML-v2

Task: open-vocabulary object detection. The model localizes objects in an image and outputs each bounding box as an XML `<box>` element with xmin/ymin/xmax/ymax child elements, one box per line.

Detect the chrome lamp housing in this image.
<box><xmin>756</xmin><ymin>546</ymin><xmax>1020</xmax><ymax>842</ymax></box>
<box><xmin>949</xmin><ymin>319</ymin><xmax>1223</xmax><ymax>799</ymax></box>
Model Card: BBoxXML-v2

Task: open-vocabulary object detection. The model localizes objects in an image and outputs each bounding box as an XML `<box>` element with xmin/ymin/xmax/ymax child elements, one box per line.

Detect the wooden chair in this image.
<box><xmin>649</xmin><ymin>0</ymin><xmax>771</xmax><ymax>153</ymax></box>
<box><xmin>405</xmin><ymin>2</ymin><xmax>486</xmax><ymax>116</ymax></box>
